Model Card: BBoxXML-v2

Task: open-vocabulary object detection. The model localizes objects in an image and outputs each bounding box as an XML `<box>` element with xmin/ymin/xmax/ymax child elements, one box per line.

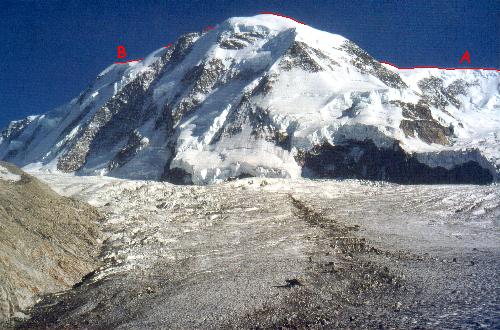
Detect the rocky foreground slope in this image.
<box><xmin>0</xmin><ymin>162</ymin><xmax>102</xmax><ymax>326</ymax></box>
<box><xmin>1</xmin><ymin>15</ymin><xmax>499</xmax><ymax>184</ymax></box>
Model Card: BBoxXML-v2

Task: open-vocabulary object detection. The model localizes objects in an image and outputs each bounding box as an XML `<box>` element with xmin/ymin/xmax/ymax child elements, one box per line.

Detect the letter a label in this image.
<box><xmin>117</xmin><ymin>45</ymin><xmax>127</xmax><ymax>59</ymax></box>
<box><xmin>459</xmin><ymin>50</ymin><xmax>470</xmax><ymax>65</ymax></box>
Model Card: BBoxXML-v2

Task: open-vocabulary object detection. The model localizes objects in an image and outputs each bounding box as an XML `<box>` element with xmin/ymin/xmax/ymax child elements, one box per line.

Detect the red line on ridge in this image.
<box><xmin>260</xmin><ymin>12</ymin><xmax>307</xmax><ymax>25</ymax></box>
<box><xmin>379</xmin><ymin>60</ymin><xmax>499</xmax><ymax>72</ymax></box>
<box><xmin>163</xmin><ymin>43</ymin><xmax>173</xmax><ymax>49</ymax></box>
<box><xmin>114</xmin><ymin>58</ymin><xmax>144</xmax><ymax>64</ymax></box>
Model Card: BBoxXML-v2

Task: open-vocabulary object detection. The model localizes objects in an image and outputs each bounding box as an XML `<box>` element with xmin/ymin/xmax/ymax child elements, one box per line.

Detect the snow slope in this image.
<box><xmin>1</xmin><ymin>15</ymin><xmax>499</xmax><ymax>184</ymax></box>
<box><xmin>0</xmin><ymin>164</ymin><xmax>21</xmax><ymax>182</ymax></box>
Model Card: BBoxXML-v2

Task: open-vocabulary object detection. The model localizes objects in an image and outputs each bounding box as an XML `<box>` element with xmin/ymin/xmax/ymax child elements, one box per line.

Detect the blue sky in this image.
<box><xmin>1</xmin><ymin>0</ymin><xmax>498</xmax><ymax>129</ymax></box>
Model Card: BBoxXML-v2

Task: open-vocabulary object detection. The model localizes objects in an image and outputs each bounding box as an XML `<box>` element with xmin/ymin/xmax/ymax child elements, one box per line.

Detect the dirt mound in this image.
<box><xmin>0</xmin><ymin>162</ymin><xmax>102</xmax><ymax>326</ymax></box>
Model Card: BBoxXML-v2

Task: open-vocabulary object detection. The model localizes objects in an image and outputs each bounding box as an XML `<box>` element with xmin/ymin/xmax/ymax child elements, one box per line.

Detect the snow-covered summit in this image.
<box><xmin>1</xmin><ymin>14</ymin><xmax>499</xmax><ymax>184</ymax></box>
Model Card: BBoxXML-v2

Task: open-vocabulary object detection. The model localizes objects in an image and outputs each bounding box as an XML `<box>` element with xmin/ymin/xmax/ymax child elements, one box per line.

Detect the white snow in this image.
<box><xmin>0</xmin><ymin>165</ymin><xmax>21</xmax><ymax>182</ymax></box>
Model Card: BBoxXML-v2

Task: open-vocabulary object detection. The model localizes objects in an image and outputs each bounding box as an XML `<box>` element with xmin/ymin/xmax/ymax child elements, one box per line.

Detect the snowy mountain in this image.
<box><xmin>1</xmin><ymin>14</ymin><xmax>499</xmax><ymax>184</ymax></box>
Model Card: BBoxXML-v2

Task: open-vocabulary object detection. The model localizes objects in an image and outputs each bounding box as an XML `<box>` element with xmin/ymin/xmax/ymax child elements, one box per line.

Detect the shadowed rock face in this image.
<box><xmin>1</xmin><ymin>118</ymin><xmax>34</xmax><ymax>142</ymax></box>
<box><xmin>301</xmin><ymin>141</ymin><xmax>493</xmax><ymax>184</ymax></box>
<box><xmin>0</xmin><ymin>118</ymin><xmax>38</xmax><ymax>160</ymax></box>
<box><xmin>170</xmin><ymin>32</ymin><xmax>201</xmax><ymax>63</ymax></box>
<box><xmin>163</xmin><ymin>167</ymin><xmax>193</xmax><ymax>185</ymax></box>
<box><xmin>174</xmin><ymin>58</ymin><xmax>227</xmax><ymax>123</ymax></box>
<box><xmin>107</xmin><ymin>130</ymin><xmax>149</xmax><ymax>171</ymax></box>
<box><xmin>0</xmin><ymin>162</ymin><xmax>102</xmax><ymax>327</ymax></box>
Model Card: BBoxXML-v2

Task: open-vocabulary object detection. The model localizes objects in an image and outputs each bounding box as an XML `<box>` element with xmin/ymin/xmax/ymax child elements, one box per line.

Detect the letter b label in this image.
<box><xmin>117</xmin><ymin>45</ymin><xmax>127</xmax><ymax>59</ymax></box>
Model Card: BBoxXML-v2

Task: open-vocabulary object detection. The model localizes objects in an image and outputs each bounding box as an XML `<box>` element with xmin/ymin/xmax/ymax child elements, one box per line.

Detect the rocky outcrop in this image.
<box><xmin>170</xmin><ymin>32</ymin><xmax>201</xmax><ymax>63</ymax></box>
<box><xmin>418</xmin><ymin>77</ymin><xmax>474</xmax><ymax>110</ymax></box>
<box><xmin>391</xmin><ymin>100</ymin><xmax>452</xmax><ymax>145</ymax></box>
<box><xmin>0</xmin><ymin>162</ymin><xmax>102</xmax><ymax>326</ymax></box>
<box><xmin>174</xmin><ymin>58</ymin><xmax>227</xmax><ymax>123</ymax></box>
<box><xmin>1</xmin><ymin>118</ymin><xmax>36</xmax><ymax>142</ymax></box>
<box><xmin>341</xmin><ymin>40</ymin><xmax>407</xmax><ymax>89</ymax></box>
<box><xmin>280</xmin><ymin>41</ymin><xmax>325</xmax><ymax>72</ymax></box>
<box><xmin>107</xmin><ymin>130</ymin><xmax>149</xmax><ymax>171</ymax></box>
